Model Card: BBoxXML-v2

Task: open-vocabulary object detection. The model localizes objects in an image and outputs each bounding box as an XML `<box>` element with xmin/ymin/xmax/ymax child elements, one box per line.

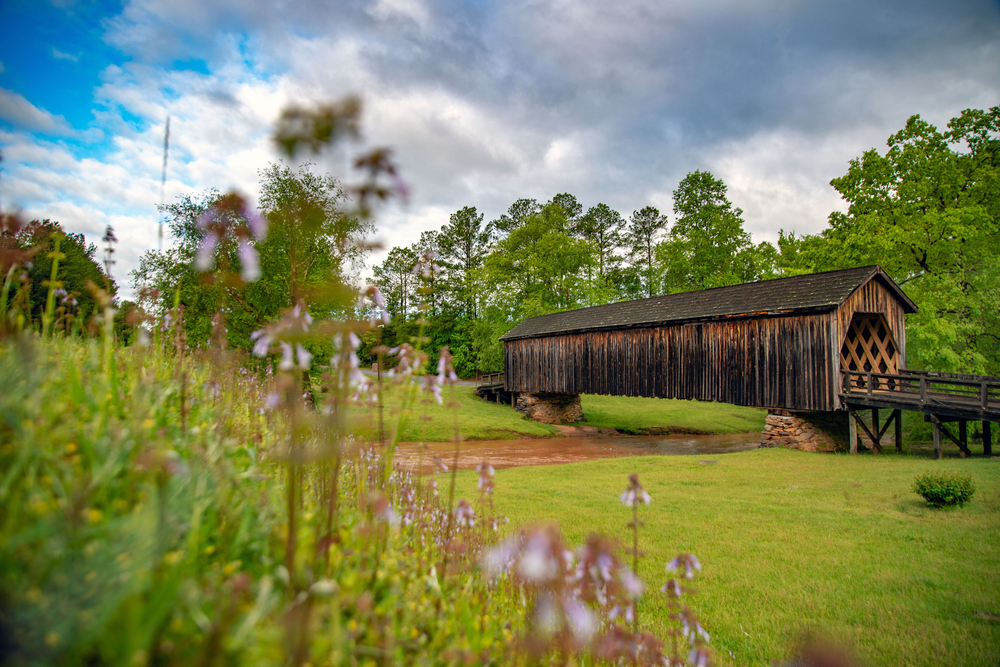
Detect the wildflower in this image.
<box><xmin>563</xmin><ymin>598</ymin><xmax>596</xmax><ymax>643</ymax></box>
<box><xmin>518</xmin><ymin>529</ymin><xmax>560</xmax><ymax>584</ymax></box>
<box><xmin>295</xmin><ymin>343</ymin><xmax>313</xmax><ymax>370</ymax></box>
<box><xmin>250</xmin><ymin>329</ymin><xmax>271</xmax><ymax>357</ymax></box>
<box><xmin>620</xmin><ymin>473</ymin><xmax>651</xmax><ymax>507</ymax></box>
<box><xmin>666</xmin><ymin>553</ymin><xmax>701</xmax><ymax>580</ymax></box>
<box><xmin>195</xmin><ymin>229</ymin><xmax>219</xmax><ymax>270</ymax></box>
<box><xmin>661</xmin><ymin>578</ymin><xmax>683</xmax><ymax>598</ymax></box>
<box><xmin>243</xmin><ymin>204</ymin><xmax>268</xmax><ymax>239</ymax></box>
<box><xmin>688</xmin><ymin>646</ymin><xmax>711</xmax><ymax>667</ymax></box>
<box><xmin>477</xmin><ymin>461</ymin><xmax>495</xmax><ymax>493</ymax></box>
<box><xmin>279</xmin><ymin>342</ymin><xmax>295</xmax><ymax>371</ymax></box>
<box><xmin>238</xmin><ymin>238</ymin><xmax>260</xmax><ymax>282</ymax></box>
<box><xmin>455</xmin><ymin>499</ymin><xmax>475</xmax><ymax>528</ymax></box>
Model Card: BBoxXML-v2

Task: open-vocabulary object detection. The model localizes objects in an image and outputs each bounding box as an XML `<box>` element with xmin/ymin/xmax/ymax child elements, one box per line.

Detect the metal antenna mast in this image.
<box><xmin>158</xmin><ymin>115</ymin><xmax>170</xmax><ymax>251</ymax></box>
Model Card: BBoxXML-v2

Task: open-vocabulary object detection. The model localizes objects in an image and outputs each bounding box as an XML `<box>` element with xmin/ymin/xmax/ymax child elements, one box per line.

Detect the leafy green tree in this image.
<box><xmin>574</xmin><ymin>203</ymin><xmax>624</xmax><ymax>279</ymax></box>
<box><xmin>657</xmin><ymin>170</ymin><xmax>776</xmax><ymax>293</ymax></box>
<box><xmin>372</xmin><ymin>246</ymin><xmax>418</xmax><ymax>321</ymax></box>
<box><xmin>132</xmin><ymin>163</ymin><xmax>368</xmax><ymax>349</ymax></box>
<box><xmin>549</xmin><ymin>193</ymin><xmax>583</xmax><ymax>224</ymax></box>
<box><xmin>15</xmin><ymin>219</ymin><xmax>114</xmax><ymax>324</ymax></box>
<box><xmin>489</xmin><ymin>198</ymin><xmax>540</xmax><ymax>238</ymax></box>
<box><xmin>438</xmin><ymin>206</ymin><xmax>489</xmax><ymax>319</ymax></box>
<box><xmin>474</xmin><ymin>203</ymin><xmax>595</xmax><ymax>369</ymax></box>
<box><xmin>780</xmin><ymin>107</ymin><xmax>1000</xmax><ymax>374</ymax></box>
<box><xmin>625</xmin><ymin>206</ymin><xmax>668</xmax><ymax>297</ymax></box>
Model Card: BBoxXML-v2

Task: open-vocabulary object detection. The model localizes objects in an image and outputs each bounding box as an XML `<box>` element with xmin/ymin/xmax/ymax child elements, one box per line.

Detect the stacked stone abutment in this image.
<box><xmin>760</xmin><ymin>410</ymin><xmax>850</xmax><ymax>452</ymax></box>
<box><xmin>515</xmin><ymin>393</ymin><xmax>584</xmax><ymax>424</ymax></box>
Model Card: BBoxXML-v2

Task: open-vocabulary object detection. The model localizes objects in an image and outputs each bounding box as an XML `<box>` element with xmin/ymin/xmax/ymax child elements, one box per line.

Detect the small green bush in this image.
<box><xmin>913</xmin><ymin>470</ymin><xmax>976</xmax><ymax>507</ymax></box>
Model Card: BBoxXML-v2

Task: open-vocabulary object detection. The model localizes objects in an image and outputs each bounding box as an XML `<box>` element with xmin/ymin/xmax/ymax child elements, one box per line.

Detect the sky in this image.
<box><xmin>1</xmin><ymin>0</ymin><xmax>999</xmax><ymax>295</ymax></box>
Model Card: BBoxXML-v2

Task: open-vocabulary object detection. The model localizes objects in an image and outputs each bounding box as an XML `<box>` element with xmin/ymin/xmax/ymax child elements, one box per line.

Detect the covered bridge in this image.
<box><xmin>483</xmin><ymin>266</ymin><xmax>998</xmax><ymax>456</ymax></box>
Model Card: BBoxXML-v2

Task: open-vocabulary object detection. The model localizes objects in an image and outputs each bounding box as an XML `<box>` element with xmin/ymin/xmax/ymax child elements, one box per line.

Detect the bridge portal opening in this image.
<box><xmin>841</xmin><ymin>313</ymin><xmax>899</xmax><ymax>375</ymax></box>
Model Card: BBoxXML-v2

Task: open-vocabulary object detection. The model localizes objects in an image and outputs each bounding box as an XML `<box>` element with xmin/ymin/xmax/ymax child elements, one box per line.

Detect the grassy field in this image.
<box><xmin>359</xmin><ymin>385</ymin><xmax>767</xmax><ymax>442</ymax></box>
<box><xmin>580</xmin><ymin>393</ymin><xmax>765</xmax><ymax>434</ymax></box>
<box><xmin>452</xmin><ymin>447</ymin><xmax>1000</xmax><ymax>666</ymax></box>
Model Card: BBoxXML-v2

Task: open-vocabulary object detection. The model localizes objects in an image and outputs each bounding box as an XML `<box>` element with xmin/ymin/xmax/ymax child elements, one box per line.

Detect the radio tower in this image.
<box><xmin>158</xmin><ymin>115</ymin><xmax>170</xmax><ymax>251</ymax></box>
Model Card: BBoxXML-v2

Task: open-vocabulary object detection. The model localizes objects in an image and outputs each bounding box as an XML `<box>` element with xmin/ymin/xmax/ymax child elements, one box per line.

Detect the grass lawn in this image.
<box><xmin>581</xmin><ymin>393</ymin><xmax>765</xmax><ymax>434</ymax></box>
<box><xmin>451</xmin><ymin>447</ymin><xmax>1000</xmax><ymax>666</ymax></box>
<box><xmin>353</xmin><ymin>384</ymin><xmax>559</xmax><ymax>442</ymax></box>
<box><xmin>355</xmin><ymin>385</ymin><xmax>767</xmax><ymax>442</ymax></box>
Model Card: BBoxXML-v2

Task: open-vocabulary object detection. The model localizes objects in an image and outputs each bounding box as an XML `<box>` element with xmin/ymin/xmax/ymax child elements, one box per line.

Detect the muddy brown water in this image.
<box><xmin>395</xmin><ymin>433</ymin><xmax>761</xmax><ymax>473</ymax></box>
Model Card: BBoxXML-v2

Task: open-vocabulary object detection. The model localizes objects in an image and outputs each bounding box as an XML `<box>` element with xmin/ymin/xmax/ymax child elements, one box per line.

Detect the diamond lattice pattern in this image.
<box><xmin>840</xmin><ymin>314</ymin><xmax>899</xmax><ymax>387</ymax></box>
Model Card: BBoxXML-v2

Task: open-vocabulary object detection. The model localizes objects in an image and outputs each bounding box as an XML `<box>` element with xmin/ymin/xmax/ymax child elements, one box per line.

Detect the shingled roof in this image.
<box><xmin>500</xmin><ymin>265</ymin><xmax>917</xmax><ymax>341</ymax></box>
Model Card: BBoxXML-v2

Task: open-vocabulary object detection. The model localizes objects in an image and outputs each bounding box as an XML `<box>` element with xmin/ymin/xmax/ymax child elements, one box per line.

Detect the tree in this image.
<box><xmin>780</xmin><ymin>107</ymin><xmax>1000</xmax><ymax>374</ymax></box>
<box><xmin>372</xmin><ymin>246</ymin><xmax>418</xmax><ymax>321</ymax></box>
<box><xmin>438</xmin><ymin>206</ymin><xmax>489</xmax><ymax>318</ymax></box>
<box><xmin>549</xmin><ymin>193</ymin><xmax>583</xmax><ymax>224</ymax></box>
<box><xmin>658</xmin><ymin>170</ymin><xmax>775</xmax><ymax>293</ymax></box>
<box><xmin>132</xmin><ymin>162</ymin><xmax>368</xmax><ymax>349</ymax></box>
<box><xmin>575</xmin><ymin>203</ymin><xmax>624</xmax><ymax>280</ymax></box>
<box><xmin>474</xmin><ymin>203</ymin><xmax>595</xmax><ymax>369</ymax></box>
<box><xmin>624</xmin><ymin>206</ymin><xmax>668</xmax><ymax>298</ymax></box>
<box><xmin>15</xmin><ymin>219</ymin><xmax>114</xmax><ymax>325</ymax></box>
<box><xmin>489</xmin><ymin>198</ymin><xmax>540</xmax><ymax>238</ymax></box>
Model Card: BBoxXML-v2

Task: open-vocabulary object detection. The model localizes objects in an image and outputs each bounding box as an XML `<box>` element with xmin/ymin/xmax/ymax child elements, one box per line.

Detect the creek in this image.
<box><xmin>395</xmin><ymin>432</ymin><xmax>761</xmax><ymax>473</ymax></box>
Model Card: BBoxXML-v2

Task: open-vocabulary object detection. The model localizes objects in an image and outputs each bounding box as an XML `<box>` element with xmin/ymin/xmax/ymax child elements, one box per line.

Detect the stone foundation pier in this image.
<box><xmin>515</xmin><ymin>392</ymin><xmax>584</xmax><ymax>424</ymax></box>
<box><xmin>760</xmin><ymin>410</ymin><xmax>850</xmax><ymax>452</ymax></box>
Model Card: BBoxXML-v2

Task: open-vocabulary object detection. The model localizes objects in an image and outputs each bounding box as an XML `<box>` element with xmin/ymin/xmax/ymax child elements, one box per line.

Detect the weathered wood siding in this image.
<box><xmin>504</xmin><ymin>313</ymin><xmax>839</xmax><ymax>411</ymax></box>
<box><xmin>831</xmin><ymin>277</ymin><xmax>909</xmax><ymax>410</ymax></box>
<box><xmin>835</xmin><ymin>277</ymin><xmax>908</xmax><ymax>368</ymax></box>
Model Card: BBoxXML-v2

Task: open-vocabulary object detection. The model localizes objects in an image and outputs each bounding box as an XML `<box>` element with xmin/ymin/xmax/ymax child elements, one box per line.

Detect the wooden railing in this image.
<box><xmin>841</xmin><ymin>369</ymin><xmax>1000</xmax><ymax>415</ymax></box>
<box><xmin>477</xmin><ymin>372</ymin><xmax>506</xmax><ymax>387</ymax></box>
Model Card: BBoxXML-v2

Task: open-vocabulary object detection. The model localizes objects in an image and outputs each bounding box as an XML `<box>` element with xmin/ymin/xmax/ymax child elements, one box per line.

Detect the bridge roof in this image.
<box><xmin>500</xmin><ymin>265</ymin><xmax>917</xmax><ymax>341</ymax></box>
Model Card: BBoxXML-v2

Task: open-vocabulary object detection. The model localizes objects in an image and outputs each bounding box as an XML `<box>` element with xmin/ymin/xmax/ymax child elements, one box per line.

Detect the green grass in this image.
<box><xmin>580</xmin><ymin>394</ymin><xmax>766</xmax><ymax>434</ymax></box>
<box><xmin>356</xmin><ymin>385</ymin><xmax>560</xmax><ymax>442</ymax></box>
<box><xmin>453</xmin><ymin>448</ymin><xmax>1000</xmax><ymax>666</ymax></box>
<box><xmin>360</xmin><ymin>385</ymin><xmax>767</xmax><ymax>442</ymax></box>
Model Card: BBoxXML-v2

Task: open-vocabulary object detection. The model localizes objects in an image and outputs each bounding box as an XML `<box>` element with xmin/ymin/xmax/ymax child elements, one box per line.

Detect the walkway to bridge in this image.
<box><xmin>842</xmin><ymin>369</ymin><xmax>998</xmax><ymax>458</ymax></box>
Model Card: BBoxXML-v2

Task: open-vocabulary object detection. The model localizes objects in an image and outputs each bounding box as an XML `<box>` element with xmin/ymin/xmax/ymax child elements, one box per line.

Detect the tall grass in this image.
<box><xmin>0</xmin><ymin>276</ymin><xmax>713</xmax><ymax>667</ymax></box>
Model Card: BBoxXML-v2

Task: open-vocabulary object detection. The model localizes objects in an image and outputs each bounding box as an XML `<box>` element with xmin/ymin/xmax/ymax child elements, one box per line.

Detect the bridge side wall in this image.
<box><xmin>503</xmin><ymin>313</ymin><xmax>837</xmax><ymax>411</ymax></box>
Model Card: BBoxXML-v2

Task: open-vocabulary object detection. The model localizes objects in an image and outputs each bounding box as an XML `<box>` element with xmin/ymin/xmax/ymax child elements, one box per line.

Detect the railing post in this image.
<box><xmin>920</xmin><ymin>378</ymin><xmax>927</xmax><ymax>404</ymax></box>
<box><xmin>866</xmin><ymin>371</ymin><xmax>873</xmax><ymax>398</ymax></box>
<box><xmin>982</xmin><ymin>381</ymin><xmax>989</xmax><ymax>410</ymax></box>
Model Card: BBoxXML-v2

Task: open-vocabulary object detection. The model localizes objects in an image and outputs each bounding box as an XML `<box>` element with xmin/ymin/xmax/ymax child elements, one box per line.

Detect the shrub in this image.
<box><xmin>912</xmin><ymin>470</ymin><xmax>976</xmax><ymax>507</ymax></box>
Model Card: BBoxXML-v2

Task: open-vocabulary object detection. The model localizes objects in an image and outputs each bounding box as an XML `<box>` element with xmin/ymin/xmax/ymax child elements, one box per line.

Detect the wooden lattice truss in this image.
<box><xmin>841</xmin><ymin>313</ymin><xmax>899</xmax><ymax>388</ymax></box>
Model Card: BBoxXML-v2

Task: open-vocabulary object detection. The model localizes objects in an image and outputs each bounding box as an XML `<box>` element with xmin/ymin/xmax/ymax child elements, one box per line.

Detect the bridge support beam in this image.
<box><xmin>515</xmin><ymin>393</ymin><xmax>584</xmax><ymax>424</ymax></box>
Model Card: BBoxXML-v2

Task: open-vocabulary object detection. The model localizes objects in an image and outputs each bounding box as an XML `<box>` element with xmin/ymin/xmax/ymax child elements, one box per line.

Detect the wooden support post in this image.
<box><xmin>872</xmin><ymin>408</ymin><xmax>880</xmax><ymax>451</ymax></box>
<box><xmin>959</xmin><ymin>420</ymin><xmax>968</xmax><ymax>452</ymax></box>
<box><xmin>894</xmin><ymin>409</ymin><xmax>902</xmax><ymax>453</ymax></box>
<box><xmin>932</xmin><ymin>417</ymin><xmax>942</xmax><ymax>460</ymax></box>
<box><xmin>849</xmin><ymin>409</ymin><xmax>858</xmax><ymax>455</ymax></box>
<box><xmin>984</xmin><ymin>421</ymin><xmax>992</xmax><ymax>457</ymax></box>
<box><xmin>933</xmin><ymin>416</ymin><xmax>972</xmax><ymax>457</ymax></box>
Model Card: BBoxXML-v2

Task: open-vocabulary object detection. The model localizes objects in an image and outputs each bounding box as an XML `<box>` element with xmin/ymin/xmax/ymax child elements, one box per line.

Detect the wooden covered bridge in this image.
<box><xmin>477</xmin><ymin>266</ymin><xmax>999</xmax><ymax>457</ymax></box>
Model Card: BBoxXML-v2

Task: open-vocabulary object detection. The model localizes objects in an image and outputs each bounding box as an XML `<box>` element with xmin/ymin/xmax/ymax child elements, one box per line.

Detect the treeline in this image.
<box><xmin>13</xmin><ymin>106</ymin><xmax>991</xmax><ymax>379</ymax></box>
<box><xmin>371</xmin><ymin>170</ymin><xmax>777</xmax><ymax>375</ymax></box>
<box><xmin>373</xmin><ymin>107</ymin><xmax>1000</xmax><ymax>377</ymax></box>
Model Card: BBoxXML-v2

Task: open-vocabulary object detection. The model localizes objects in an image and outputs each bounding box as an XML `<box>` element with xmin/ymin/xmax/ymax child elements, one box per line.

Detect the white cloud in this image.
<box><xmin>3</xmin><ymin>0</ymin><xmax>999</xmax><ymax>295</ymax></box>
<box><xmin>52</xmin><ymin>47</ymin><xmax>81</xmax><ymax>62</ymax></box>
<box><xmin>0</xmin><ymin>89</ymin><xmax>74</xmax><ymax>134</ymax></box>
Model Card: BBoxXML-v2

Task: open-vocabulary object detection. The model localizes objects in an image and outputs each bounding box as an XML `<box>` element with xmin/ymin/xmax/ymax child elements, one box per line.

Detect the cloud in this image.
<box><xmin>3</xmin><ymin>0</ymin><xmax>999</xmax><ymax>293</ymax></box>
<box><xmin>52</xmin><ymin>47</ymin><xmax>81</xmax><ymax>62</ymax></box>
<box><xmin>0</xmin><ymin>89</ymin><xmax>75</xmax><ymax>134</ymax></box>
